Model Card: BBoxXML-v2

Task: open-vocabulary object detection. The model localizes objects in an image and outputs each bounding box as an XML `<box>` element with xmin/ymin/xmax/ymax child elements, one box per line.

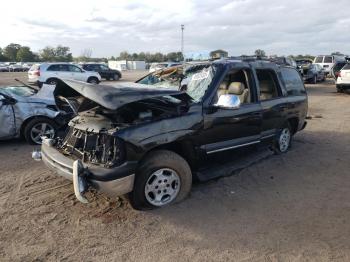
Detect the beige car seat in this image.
<box><xmin>259</xmin><ymin>80</ymin><xmax>277</xmax><ymax>100</ymax></box>
<box><xmin>227</xmin><ymin>82</ymin><xmax>249</xmax><ymax>103</ymax></box>
<box><xmin>217</xmin><ymin>81</ymin><xmax>229</xmax><ymax>98</ymax></box>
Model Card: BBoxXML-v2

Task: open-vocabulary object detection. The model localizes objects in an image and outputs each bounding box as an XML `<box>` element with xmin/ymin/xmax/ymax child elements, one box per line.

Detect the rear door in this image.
<box><xmin>46</xmin><ymin>64</ymin><xmax>71</xmax><ymax>80</ymax></box>
<box><xmin>0</xmin><ymin>94</ymin><xmax>16</xmax><ymax>139</ymax></box>
<box><xmin>255</xmin><ymin>68</ymin><xmax>286</xmax><ymax>139</ymax></box>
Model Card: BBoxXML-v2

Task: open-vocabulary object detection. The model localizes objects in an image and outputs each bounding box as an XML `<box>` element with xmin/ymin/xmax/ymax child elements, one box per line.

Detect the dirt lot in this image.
<box><xmin>0</xmin><ymin>72</ymin><xmax>350</xmax><ymax>261</ymax></box>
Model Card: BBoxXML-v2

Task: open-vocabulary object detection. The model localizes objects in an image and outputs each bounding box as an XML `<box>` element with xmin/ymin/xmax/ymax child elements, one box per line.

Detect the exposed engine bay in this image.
<box><xmin>56</xmin><ymin>94</ymin><xmax>191</xmax><ymax>168</ymax></box>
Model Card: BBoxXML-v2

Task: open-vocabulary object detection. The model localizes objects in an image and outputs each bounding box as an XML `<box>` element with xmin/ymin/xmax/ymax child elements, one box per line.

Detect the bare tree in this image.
<box><xmin>78</xmin><ymin>48</ymin><xmax>93</xmax><ymax>62</ymax></box>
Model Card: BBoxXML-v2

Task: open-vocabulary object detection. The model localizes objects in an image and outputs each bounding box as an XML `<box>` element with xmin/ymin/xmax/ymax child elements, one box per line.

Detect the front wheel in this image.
<box><xmin>272</xmin><ymin>123</ymin><xmax>292</xmax><ymax>154</ymax></box>
<box><xmin>87</xmin><ymin>77</ymin><xmax>99</xmax><ymax>84</ymax></box>
<box><xmin>129</xmin><ymin>150</ymin><xmax>192</xmax><ymax>210</ymax></box>
<box><xmin>311</xmin><ymin>75</ymin><xmax>317</xmax><ymax>84</ymax></box>
<box><xmin>23</xmin><ymin>117</ymin><xmax>57</xmax><ymax>145</ymax></box>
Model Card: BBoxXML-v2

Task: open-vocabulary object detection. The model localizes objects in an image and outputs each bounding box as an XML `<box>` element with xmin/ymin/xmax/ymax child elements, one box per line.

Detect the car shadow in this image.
<box><xmin>134</xmin><ymin>128</ymin><xmax>350</xmax><ymax>253</ymax></box>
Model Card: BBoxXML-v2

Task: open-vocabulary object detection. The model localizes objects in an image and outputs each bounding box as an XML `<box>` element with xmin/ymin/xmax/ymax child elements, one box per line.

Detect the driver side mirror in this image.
<box><xmin>213</xmin><ymin>94</ymin><xmax>241</xmax><ymax>109</ymax></box>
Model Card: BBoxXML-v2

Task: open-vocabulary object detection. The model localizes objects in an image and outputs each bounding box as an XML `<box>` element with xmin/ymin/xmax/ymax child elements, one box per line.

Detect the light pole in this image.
<box><xmin>181</xmin><ymin>24</ymin><xmax>184</xmax><ymax>61</ymax></box>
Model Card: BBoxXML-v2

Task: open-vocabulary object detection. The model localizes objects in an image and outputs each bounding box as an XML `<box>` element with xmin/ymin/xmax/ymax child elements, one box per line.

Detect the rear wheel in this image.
<box><xmin>23</xmin><ymin>117</ymin><xmax>57</xmax><ymax>145</ymax></box>
<box><xmin>129</xmin><ymin>150</ymin><xmax>192</xmax><ymax>210</ymax></box>
<box><xmin>272</xmin><ymin>122</ymin><xmax>292</xmax><ymax>154</ymax></box>
<box><xmin>46</xmin><ymin>78</ymin><xmax>58</xmax><ymax>85</ymax></box>
<box><xmin>112</xmin><ymin>74</ymin><xmax>120</xmax><ymax>81</ymax></box>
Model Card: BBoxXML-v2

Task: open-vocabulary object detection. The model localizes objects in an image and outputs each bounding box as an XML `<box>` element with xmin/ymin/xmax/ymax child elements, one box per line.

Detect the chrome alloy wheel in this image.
<box><xmin>279</xmin><ymin>128</ymin><xmax>291</xmax><ymax>153</ymax></box>
<box><xmin>145</xmin><ymin>168</ymin><xmax>181</xmax><ymax>207</ymax></box>
<box><xmin>30</xmin><ymin>123</ymin><xmax>55</xmax><ymax>144</ymax></box>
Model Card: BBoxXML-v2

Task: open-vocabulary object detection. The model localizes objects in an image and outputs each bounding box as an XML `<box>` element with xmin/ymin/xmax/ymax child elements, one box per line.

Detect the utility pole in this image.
<box><xmin>181</xmin><ymin>24</ymin><xmax>184</xmax><ymax>61</ymax></box>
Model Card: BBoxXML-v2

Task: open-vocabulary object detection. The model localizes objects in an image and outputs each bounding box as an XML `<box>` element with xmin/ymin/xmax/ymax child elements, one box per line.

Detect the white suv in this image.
<box><xmin>28</xmin><ymin>63</ymin><xmax>101</xmax><ymax>86</ymax></box>
<box><xmin>336</xmin><ymin>63</ymin><xmax>350</xmax><ymax>93</ymax></box>
<box><xmin>313</xmin><ymin>55</ymin><xmax>346</xmax><ymax>75</ymax></box>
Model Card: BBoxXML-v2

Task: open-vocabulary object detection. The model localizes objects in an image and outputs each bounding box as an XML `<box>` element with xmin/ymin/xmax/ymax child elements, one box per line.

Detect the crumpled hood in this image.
<box><xmin>62</xmin><ymin>79</ymin><xmax>187</xmax><ymax>110</ymax></box>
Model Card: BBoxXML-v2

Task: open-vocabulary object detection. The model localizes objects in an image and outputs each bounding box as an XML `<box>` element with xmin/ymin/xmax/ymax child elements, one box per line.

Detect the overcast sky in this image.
<box><xmin>1</xmin><ymin>0</ymin><xmax>349</xmax><ymax>57</ymax></box>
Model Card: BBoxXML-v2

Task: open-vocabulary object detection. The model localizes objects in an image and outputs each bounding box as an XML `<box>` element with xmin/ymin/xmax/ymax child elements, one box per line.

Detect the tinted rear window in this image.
<box><xmin>342</xmin><ymin>64</ymin><xmax>350</xmax><ymax>70</ymax></box>
<box><xmin>324</xmin><ymin>56</ymin><xmax>333</xmax><ymax>63</ymax></box>
<box><xmin>280</xmin><ymin>68</ymin><xmax>306</xmax><ymax>96</ymax></box>
<box><xmin>315</xmin><ymin>56</ymin><xmax>323</xmax><ymax>63</ymax></box>
<box><xmin>47</xmin><ymin>64</ymin><xmax>69</xmax><ymax>71</ymax></box>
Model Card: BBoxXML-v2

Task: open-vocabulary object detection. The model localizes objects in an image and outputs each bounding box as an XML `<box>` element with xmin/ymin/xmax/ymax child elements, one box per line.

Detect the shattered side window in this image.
<box><xmin>182</xmin><ymin>66</ymin><xmax>217</xmax><ymax>102</ymax></box>
<box><xmin>137</xmin><ymin>64</ymin><xmax>217</xmax><ymax>102</ymax></box>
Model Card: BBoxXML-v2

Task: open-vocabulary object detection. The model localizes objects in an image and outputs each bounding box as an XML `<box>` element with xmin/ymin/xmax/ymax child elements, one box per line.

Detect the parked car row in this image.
<box><xmin>27</xmin><ymin>62</ymin><xmax>122</xmax><ymax>86</ymax></box>
<box><xmin>313</xmin><ymin>55</ymin><xmax>346</xmax><ymax>75</ymax></box>
<box><xmin>0</xmin><ymin>63</ymin><xmax>32</xmax><ymax>72</ymax></box>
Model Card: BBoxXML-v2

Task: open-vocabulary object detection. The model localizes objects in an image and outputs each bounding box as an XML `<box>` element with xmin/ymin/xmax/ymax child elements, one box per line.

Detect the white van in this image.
<box><xmin>313</xmin><ymin>55</ymin><xmax>346</xmax><ymax>74</ymax></box>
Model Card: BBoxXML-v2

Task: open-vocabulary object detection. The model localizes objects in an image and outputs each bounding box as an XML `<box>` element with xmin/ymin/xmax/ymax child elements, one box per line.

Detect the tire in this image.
<box><xmin>46</xmin><ymin>78</ymin><xmax>59</xmax><ymax>86</ymax></box>
<box><xmin>311</xmin><ymin>75</ymin><xmax>317</xmax><ymax>84</ymax></box>
<box><xmin>87</xmin><ymin>77</ymin><xmax>99</xmax><ymax>84</ymax></box>
<box><xmin>23</xmin><ymin>117</ymin><xmax>57</xmax><ymax>145</ymax></box>
<box><xmin>112</xmin><ymin>74</ymin><xmax>120</xmax><ymax>81</ymax></box>
<box><xmin>272</xmin><ymin>122</ymin><xmax>292</xmax><ymax>154</ymax></box>
<box><xmin>336</xmin><ymin>85</ymin><xmax>344</xmax><ymax>93</ymax></box>
<box><xmin>129</xmin><ymin>150</ymin><xmax>192</xmax><ymax>210</ymax></box>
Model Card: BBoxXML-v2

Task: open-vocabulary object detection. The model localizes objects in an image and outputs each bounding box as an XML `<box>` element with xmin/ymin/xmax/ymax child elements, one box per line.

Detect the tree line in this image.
<box><xmin>0</xmin><ymin>43</ymin><xmax>184</xmax><ymax>63</ymax></box>
<box><xmin>0</xmin><ymin>43</ymin><xmax>345</xmax><ymax>63</ymax></box>
<box><xmin>0</xmin><ymin>43</ymin><xmax>74</xmax><ymax>62</ymax></box>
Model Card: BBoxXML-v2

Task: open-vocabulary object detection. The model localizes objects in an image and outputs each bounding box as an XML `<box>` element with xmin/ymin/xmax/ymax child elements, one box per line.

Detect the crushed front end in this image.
<box><xmin>38</xmin><ymin>115</ymin><xmax>137</xmax><ymax>203</ymax></box>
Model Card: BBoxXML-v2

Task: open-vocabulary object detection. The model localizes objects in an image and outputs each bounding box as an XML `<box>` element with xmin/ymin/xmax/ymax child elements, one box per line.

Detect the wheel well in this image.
<box><xmin>46</xmin><ymin>77</ymin><xmax>59</xmax><ymax>83</ymax></box>
<box><xmin>20</xmin><ymin>116</ymin><xmax>54</xmax><ymax>137</ymax></box>
<box><xmin>88</xmin><ymin>76</ymin><xmax>98</xmax><ymax>82</ymax></box>
<box><xmin>288</xmin><ymin>117</ymin><xmax>299</xmax><ymax>134</ymax></box>
<box><xmin>140</xmin><ymin>140</ymin><xmax>196</xmax><ymax>169</ymax></box>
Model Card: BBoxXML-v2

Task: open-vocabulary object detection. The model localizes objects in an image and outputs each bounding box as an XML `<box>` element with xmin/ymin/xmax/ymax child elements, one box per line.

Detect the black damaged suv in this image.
<box><xmin>36</xmin><ymin>59</ymin><xmax>308</xmax><ymax>210</ymax></box>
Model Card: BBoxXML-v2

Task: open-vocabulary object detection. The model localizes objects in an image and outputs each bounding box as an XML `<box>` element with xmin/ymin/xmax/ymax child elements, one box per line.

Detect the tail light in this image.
<box><xmin>34</xmin><ymin>70</ymin><xmax>40</xmax><ymax>76</ymax></box>
<box><xmin>338</xmin><ymin>72</ymin><xmax>342</xmax><ymax>77</ymax></box>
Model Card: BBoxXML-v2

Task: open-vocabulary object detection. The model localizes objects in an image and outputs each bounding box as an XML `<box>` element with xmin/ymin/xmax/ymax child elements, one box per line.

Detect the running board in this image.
<box><xmin>196</xmin><ymin>148</ymin><xmax>274</xmax><ymax>182</ymax></box>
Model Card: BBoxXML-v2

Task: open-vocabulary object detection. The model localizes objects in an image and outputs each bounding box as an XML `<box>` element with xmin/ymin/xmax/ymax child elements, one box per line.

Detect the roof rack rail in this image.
<box><xmin>226</xmin><ymin>55</ymin><xmax>293</xmax><ymax>66</ymax></box>
<box><xmin>227</xmin><ymin>55</ymin><xmax>269</xmax><ymax>62</ymax></box>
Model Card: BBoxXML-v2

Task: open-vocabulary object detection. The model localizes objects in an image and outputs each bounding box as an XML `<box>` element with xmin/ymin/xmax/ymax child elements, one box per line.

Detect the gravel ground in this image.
<box><xmin>0</xmin><ymin>72</ymin><xmax>350</xmax><ymax>261</ymax></box>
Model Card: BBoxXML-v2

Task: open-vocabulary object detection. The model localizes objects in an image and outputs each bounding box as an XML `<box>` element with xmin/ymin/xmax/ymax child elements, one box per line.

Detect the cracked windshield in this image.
<box><xmin>138</xmin><ymin>64</ymin><xmax>218</xmax><ymax>102</ymax></box>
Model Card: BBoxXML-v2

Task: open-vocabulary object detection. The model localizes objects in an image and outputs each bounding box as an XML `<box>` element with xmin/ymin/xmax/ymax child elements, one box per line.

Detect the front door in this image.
<box><xmin>198</xmin><ymin>68</ymin><xmax>262</xmax><ymax>154</ymax></box>
<box><xmin>68</xmin><ymin>65</ymin><xmax>86</xmax><ymax>81</ymax></box>
<box><xmin>0</xmin><ymin>94</ymin><xmax>16</xmax><ymax>139</ymax></box>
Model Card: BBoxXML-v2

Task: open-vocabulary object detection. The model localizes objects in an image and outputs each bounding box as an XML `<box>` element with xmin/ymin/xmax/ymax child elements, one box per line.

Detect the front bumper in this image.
<box><xmin>40</xmin><ymin>140</ymin><xmax>136</xmax><ymax>200</ymax></box>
